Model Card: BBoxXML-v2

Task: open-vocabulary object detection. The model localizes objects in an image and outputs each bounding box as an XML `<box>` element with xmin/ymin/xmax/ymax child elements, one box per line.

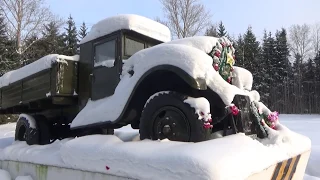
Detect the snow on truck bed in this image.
<box><xmin>0</xmin><ymin>54</ymin><xmax>79</xmax><ymax>88</ymax></box>
<box><xmin>0</xmin><ymin>119</ymin><xmax>312</xmax><ymax>180</ymax></box>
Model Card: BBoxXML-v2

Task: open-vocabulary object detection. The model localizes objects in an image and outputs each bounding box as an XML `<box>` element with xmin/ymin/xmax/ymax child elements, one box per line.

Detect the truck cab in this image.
<box><xmin>77</xmin><ymin>15</ymin><xmax>171</xmax><ymax>109</ymax></box>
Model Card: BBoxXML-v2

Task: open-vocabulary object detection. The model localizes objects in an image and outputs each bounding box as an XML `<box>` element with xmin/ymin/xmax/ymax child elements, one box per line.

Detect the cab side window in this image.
<box><xmin>124</xmin><ymin>37</ymin><xmax>144</xmax><ymax>58</ymax></box>
<box><xmin>94</xmin><ymin>39</ymin><xmax>116</xmax><ymax>67</ymax></box>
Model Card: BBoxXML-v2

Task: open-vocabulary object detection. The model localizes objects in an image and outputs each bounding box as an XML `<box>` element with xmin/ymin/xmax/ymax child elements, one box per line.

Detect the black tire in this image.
<box><xmin>33</xmin><ymin>115</ymin><xmax>51</xmax><ymax>145</ymax></box>
<box><xmin>15</xmin><ymin>115</ymin><xmax>40</xmax><ymax>145</ymax></box>
<box><xmin>139</xmin><ymin>91</ymin><xmax>211</xmax><ymax>142</ymax></box>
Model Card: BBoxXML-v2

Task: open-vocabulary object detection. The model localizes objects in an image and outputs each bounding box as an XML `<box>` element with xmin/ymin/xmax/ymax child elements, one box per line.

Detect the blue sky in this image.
<box><xmin>47</xmin><ymin>0</ymin><xmax>320</xmax><ymax>40</ymax></box>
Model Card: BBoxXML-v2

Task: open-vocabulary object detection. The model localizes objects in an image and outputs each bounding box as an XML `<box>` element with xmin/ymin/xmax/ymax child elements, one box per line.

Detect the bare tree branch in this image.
<box><xmin>289</xmin><ymin>24</ymin><xmax>312</xmax><ymax>62</ymax></box>
<box><xmin>158</xmin><ymin>0</ymin><xmax>212</xmax><ymax>39</ymax></box>
<box><xmin>312</xmin><ymin>22</ymin><xmax>320</xmax><ymax>56</ymax></box>
<box><xmin>0</xmin><ymin>0</ymin><xmax>59</xmax><ymax>55</ymax></box>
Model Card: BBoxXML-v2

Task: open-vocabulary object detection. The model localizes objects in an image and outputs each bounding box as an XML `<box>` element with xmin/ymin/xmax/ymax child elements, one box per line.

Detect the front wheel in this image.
<box><xmin>139</xmin><ymin>91</ymin><xmax>211</xmax><ymax>142</ymax></box>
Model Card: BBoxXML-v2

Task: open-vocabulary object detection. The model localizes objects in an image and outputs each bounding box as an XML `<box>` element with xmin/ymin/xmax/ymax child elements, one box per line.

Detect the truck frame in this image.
<box><xmin>0</xmin><ymin>14</ymin><xmax>267</xmax><ymax>145</ymax></box>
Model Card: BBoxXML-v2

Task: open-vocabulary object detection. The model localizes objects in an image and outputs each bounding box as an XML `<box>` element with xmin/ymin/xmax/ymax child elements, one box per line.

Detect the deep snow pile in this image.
<box><xmin>0</xmin><ymin>54</ymin><xmax>79</xmax><ymax>88</ymax></box>
<box><xmin>0</xmin><ymin>118</ymin><xmax>312</xmax><ymax>180</ymax></box>
<box><xmin>0</xmin><ymin>169</ymin><xmax>33</xmax><ymax>180</ymax></box>
<box><xmin>0</xmin><ymin>169</ymin><xmax>11</xmax><ymax>180</ymax></box>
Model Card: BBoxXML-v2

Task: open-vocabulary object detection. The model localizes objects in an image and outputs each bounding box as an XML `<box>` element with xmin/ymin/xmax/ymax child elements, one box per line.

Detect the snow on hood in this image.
<box><xmin>71</xmin><ymin>36</ymin><xmax>244</xmax><ymax>128</ymax></box>
<box><xmin>80</xmin><ymin>14</ymin><xmax>171</xmax><ymax>44</ymax></box>
<box><xmin>70</xmin><ymin>41</ymin><xmax>243</xmax><ymax>128</ymax></box>
<box><xmin>163</xmin><ymin>36</ymin><xmax>222</xmax><ymax>53</ymax></box>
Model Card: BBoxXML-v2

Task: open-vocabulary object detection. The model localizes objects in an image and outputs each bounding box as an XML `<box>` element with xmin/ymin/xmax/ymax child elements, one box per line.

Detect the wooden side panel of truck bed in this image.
<box><xmin>0</xmin><ymin>60</ymin><xmax>78</xmax><ymax>112</ymax></box>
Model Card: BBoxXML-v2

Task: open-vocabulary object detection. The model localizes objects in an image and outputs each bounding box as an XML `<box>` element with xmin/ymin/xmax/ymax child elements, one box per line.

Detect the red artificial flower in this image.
<box><xmin>227</xmin><ymin>77</ymin><xmax>232</xmax><ymax>83</ymax></box>
<box><xmin>203</xmin><ymin>123</ymin><xmax>213</xmax><ymax>129</ymax></box>
<box><xmin>214</xmin><ymin>51</ymin><xmax>221</xmax><ymax>58</ymax></box>
<box><xmin>230</xmin><ymin>105</ymin><xmax>239</xmax><ymax>115</ymax></box>
<box><xmin>214</xmin><ymin>64</ymin><xmax>219</xmax><ymax>71</ymax></box>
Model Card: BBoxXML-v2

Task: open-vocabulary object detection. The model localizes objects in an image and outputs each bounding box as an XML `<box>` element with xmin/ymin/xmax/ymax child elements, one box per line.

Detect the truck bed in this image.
<box><xmin>0</xmin><ymin>54</ymin><xmax>79</xmax><ymax>114</ymax></box>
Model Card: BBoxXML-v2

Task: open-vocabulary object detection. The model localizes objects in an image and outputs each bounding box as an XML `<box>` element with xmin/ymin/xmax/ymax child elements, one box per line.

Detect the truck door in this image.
<box><xmin>91</xmin><ymin>36</ymin><xmax>120</xmax><ymax>100</ymax></box>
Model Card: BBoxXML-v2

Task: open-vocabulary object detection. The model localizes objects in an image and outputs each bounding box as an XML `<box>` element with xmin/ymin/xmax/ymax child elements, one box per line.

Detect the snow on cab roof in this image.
<box><xmin>80</xmin><ymin>14</ymin><xmax>172</xmax><ymax>44</ymax></box>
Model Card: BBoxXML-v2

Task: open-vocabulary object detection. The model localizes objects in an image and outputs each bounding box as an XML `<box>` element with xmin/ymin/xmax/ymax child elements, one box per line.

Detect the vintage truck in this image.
<box><xmin>0</xmin><ymin>14</ymin><xmax>267</xmax><ymax>145</ymax></box>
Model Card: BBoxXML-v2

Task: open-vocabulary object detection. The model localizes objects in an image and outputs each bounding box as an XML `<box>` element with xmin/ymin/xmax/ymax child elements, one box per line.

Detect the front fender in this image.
<box><xmin>136</xmin><ymin>65</ymin><xmax>207</xmax><ymax>90</ymax></box>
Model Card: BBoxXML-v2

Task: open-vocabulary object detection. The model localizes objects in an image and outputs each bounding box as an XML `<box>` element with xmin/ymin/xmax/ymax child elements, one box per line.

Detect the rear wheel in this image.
<box><xmin>15</xmin><ymin>114</ymin><xmax>52</xmax><ymax>145</ymax></box>
<box><xmin>139</xmin><ymin>91</ymin><xmax>211</xmax><ymax>142</ymax></box>
<box><xmin>33</xmin><ymin>115</ymin><xmax>51</xmax><ymax>145</ymax></box>
<box><xmin>15</xmin><ymin>115</ymin><xmax>40</xmax><ymax>145</ymax></box>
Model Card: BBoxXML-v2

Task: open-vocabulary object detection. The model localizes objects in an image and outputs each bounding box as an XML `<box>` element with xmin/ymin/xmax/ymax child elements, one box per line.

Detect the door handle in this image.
<box><xmin>89</xmin><ymin>73</ymin><xmax>95</xmax><ymax>83</ymax></box>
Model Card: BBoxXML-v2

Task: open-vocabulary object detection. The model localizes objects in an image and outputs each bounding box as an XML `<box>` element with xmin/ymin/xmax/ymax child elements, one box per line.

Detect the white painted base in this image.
<box><xmin>0</xmin><ymin>150</ymin><xmax>311</xmax><ymax>180</ymax></box>
<box><xmin>0</xmin><ymin>161</ymin><xmax>132</xmax><ymax>180</ymax></box>
<box><xmin>246</xmin><ymin>150</ymin><xmax>311</xmax><ymax>180</ymax></box>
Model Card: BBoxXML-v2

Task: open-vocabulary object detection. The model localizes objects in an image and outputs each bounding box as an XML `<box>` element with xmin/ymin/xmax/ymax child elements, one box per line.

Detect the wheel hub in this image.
<box><xmin>152</xmin><ymin>106</ymin><xmax>190</xmax><ymax>141</ymax></box>
<box><xmin>162</xmin><ymin>124</ymin><xmax>172</xmax><ymax>136</ymax></box>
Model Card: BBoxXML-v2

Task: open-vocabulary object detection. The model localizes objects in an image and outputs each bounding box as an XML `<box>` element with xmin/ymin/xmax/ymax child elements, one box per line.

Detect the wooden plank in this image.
<box><xmin>1</xmin><ymin>82</ymin><xmax>23</xmax><ymax>108</ymax></box>
<box><xmin>22</xmin><ymin>70</ymin><xmax>51</xmax><ymax>103</ymax></box>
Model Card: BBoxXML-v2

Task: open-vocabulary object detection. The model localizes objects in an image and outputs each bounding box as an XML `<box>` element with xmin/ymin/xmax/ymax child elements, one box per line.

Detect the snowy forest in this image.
<box><xmin>0</xmin><ymin>0</ymin><xmax>319</xmax><ymax>123</ymax></box>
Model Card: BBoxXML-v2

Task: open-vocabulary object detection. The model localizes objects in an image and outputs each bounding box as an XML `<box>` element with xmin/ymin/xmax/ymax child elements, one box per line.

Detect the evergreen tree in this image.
<box><xmin>0</xmin><ymin>12</ymin><xmax>17</xmax><ymax>75</ymax></box>
<box><xmin>23</xmin><ymin>22</ymin><xmax>66</xmax><ymax>64</ymax></box>
<box><xmin>302</xmin><ymin>58</ymin><xmax>316</xmax><ymax>113</ymax></box>
<box><xmin>78</xmin><ymin>22</ymin><xmax>88</xmax><ymax>41</ymax></box>
<box><xmin>274</xmin><ymin>28</ymin><xmax>291</xmax><ymax>112</ymax></box>
<box><xmin>63</xmin><ymin>15</ymin><xmax>78</xmax><ymax>56</ymax></box>
<box><xmin>242</xmin><ymin>26</ymin><xmax>261</xmax><ymax>76</ymax></box>
<box><xmin>275</xmin><ymin>29</ymin><xmax>290</xmax><ymax>81</ymax></box>
<box><xmin>234</xmin><ymin>34</ymin><xmax>245</xmax><ymax>67</ymax></box>
<box><xmin>303</xmin><ymin>58</ymin><xmax>316</xmax><ymax>81</ymax></box>
<box><xmin>314</xmin><ymin>51</ymin><xmax>320</xmax><ymax>82</ymax></box>
<box><xmin>21</xmin><ymin>35</ymin><xmax>43</xmax><ymax>65</ymax></box>
<box><xmin>217</xmin><ymin>21</ymin><xmax>227</xmax><ymax>37</ymax></box>
<box><xmin>42</xmin><ymin>22</ymin><xmax>65</xmax><ymax>54</ymax></box>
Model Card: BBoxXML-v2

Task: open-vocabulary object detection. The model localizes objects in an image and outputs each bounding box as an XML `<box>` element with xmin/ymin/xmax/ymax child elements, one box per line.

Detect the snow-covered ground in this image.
<box><xmin>0</xmin><ymin>114</ymin><xmax>318</xmax><ymax>180</ymax></box>
<box><xmin>280</xmin><ymin>115</ymin><xmax>320</xmax><ymax>180</ymax></box>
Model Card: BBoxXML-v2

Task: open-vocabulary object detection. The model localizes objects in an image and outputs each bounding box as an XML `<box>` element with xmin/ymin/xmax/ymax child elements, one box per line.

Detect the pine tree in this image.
<box><xmin>63</xmin><ymin>15</ymin><xmax>78</xmax><ymax>56</ymax></box>
<box><xmin>274</xmin><ymin>28</ymin><xmax>291</xmax><ymax>113</ymax></box>
<box><xmin>303</xmin><ymin>58</ymin><xmax>316</xmax><ymax>81</ymax></box>
<box><xmin>217</xmin><ymin>21</ymin><xmax>227</xmax><ymax>37</ymax></box>
<box><xmin>42</xmin><ymin>22</ymin><xmax>65</xmax><ymax>54</ymax></box>
<box><xmin>242</xmin><ymin>26</ymin><xmax>262</xmax><ymax>96</ymax></box>
<box><xmin>0</xmin><ymin>12</ymin><xmax>17</xmax><ymax>75</ymax></box>
<box><xmin>21</xmin><ymin>35</ymin><xmax>43</xmax><ymax>65</ymax></box>
<box><xmin>78</xmin><ymin>22</ymin><xmax>88</xmax><ymax>41</ymax></box>
<box><xmin>302</xmin><ymin>58</ymin><xmax>316</xmax><ymax>113</ymax></box>
<box><xmin>234</xmin><ymin>34</ymin><xmax>245</xmax><ymax>67</ymax></box>
<box><xmin>314</xmin><ymin>51</ymin><xmax>320</xmax><ymax>82</ymax></box>
<box><xmin>242</xmin><ymin>26</ymin><xmax>260</xmax><ymax>74</ymax></box>
<box><xmin>292</xmin><ymin>53</ymin><xmax>303</xmax><ymax>113</ymax></box>
<box><xmin>313</xmin><ymin>51</ymin><xmax>320</xmax><ymax>112</ymax></box>
<box><xmin>275</xmin><ymin>28</ymin><xmax>290</xmax><ymax>81</ymax></box>
<box><xmin>22</xmin><ymin>22</ymin><xmax>66</xmax><ymax>64</ymax></box>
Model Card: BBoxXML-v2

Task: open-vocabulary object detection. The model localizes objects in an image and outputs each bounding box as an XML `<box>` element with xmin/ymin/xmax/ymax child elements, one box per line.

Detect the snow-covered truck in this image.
<box><xmin>0</xmin><ymin>14</ymin><xmax>268</xmax><ymax>146</ymax></box>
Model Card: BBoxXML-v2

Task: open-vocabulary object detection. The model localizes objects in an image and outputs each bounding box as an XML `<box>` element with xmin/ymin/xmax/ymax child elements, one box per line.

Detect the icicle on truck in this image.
<box><xmin>0</xmin><ymin>14</ymin><xmax>268</xmax><ymax>145</ymax></box>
